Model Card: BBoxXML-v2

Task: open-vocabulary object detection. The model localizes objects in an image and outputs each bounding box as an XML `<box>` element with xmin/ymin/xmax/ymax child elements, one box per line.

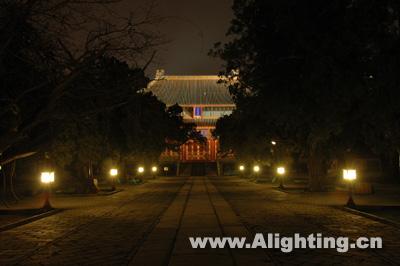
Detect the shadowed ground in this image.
<box><xmin>0</xmin><ymin>176</ymin><xmax>399</xmax><ymax>265</ymax></box>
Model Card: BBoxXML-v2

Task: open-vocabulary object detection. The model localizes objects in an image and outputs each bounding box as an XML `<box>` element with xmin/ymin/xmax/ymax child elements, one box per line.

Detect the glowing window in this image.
<box><xmin>200</xmin><ymin>129</ymin><xmax>209</xmax><ymax>137</ymax></box>
<box><xmin>194</xmin><ymin>107</ymin><xmax>202</xmax><ymax>117</ymax></box>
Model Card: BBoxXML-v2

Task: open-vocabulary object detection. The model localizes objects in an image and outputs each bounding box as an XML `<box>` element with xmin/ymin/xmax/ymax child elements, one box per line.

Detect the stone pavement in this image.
<box><xmin>129</xmin><ymin>177</ymin><xmax>271</xmax><ymax>266</ymax></box>
<box><xmin>211</xmin><ymin>176</ymin><xmax>400</xmax><ymax>265</ymax></box>
<box><xmin>0</xmin><ymin>178</ymin><xmax>186</xmax><ymax>265</ymax></box>
<box><xmin>0</xmin><ymin>176</ymin><xmax>399</xmax><ymax>265</ymax></box>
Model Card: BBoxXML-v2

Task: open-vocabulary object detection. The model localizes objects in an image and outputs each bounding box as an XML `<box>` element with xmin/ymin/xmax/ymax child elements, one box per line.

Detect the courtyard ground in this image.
<box><xmin>0</xmin><ymin>176</ymin><xmax>399</xmax><ymax>265</ymax></box>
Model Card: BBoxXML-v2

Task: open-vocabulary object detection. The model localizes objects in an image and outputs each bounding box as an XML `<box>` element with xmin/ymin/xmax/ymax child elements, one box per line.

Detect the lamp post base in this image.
<box><xmin>42</xmin><ymin>191</ymin><xmax>52</xmax><ymax>210</ymax></box>
<box><xmin>346</xmin><ymin>195</ymin><xmax>356</xmax><ymax>207</ymax></box>
<box><xmin>278</xmin><ymin>178</ymin><xmax>285</xmax><ymax>189</ymax></box>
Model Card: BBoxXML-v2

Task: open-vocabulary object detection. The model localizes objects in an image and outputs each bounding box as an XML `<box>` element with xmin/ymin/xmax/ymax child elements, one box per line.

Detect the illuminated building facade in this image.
<box><xmin>148</xmin><ymin>70</ymin><xmax>235</xmax><ymax>164</ymax></box>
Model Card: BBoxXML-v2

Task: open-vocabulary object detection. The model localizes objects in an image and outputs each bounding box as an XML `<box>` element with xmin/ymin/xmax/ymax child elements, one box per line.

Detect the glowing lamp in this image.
<box><xmin>138</xmin><ymin>166</ymin><xmax>144</xmax><ymax>173</ymax></box>
<box><xmin>277</xmin><ymin>167</ymin><xmax>285</xmax><ymax>175</ymax></box>
<box><xmin>239</xmin><ymin>165</ymin><xmax>245</xmax><ymax>171</ymax></box>
<box><xmin>253</xmin><ymin>165</ymin><xmax>260</xmax><ymax>173</ymax></box>
<box><xmin>152</xmin><ymin>166</ymin><xmax>158</xmax><ymax>173</ymax></box>
<box><xmin>343</xmin><ymin>169</ymin><xmax>357</xmax><ymax>207</ymax></box>
<box><xmin>109</xmin><ymin>168</ymin><xmax>118</xmax><ymax>177</ymax></box>
<box><xmin>41</xmin><ymin>172</ymin><xmax>55</xmax><ymax>184</ymax></box>
<box><xmin>343</xmin><ymin>169</ymin><xmax>357</xmax><ymax>181</ymax></box>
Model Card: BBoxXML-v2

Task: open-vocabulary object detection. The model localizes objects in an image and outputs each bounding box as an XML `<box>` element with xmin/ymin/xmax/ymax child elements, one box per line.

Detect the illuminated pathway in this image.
<box><xmin>129</xmin><ymin>177</ymin><xmax>270</xmax><ymax>266</ymax></box>
<box><xmin>210</xmin><ymin>176</ymin><xmax>400</xmax><ymax>265</ymax></box>
<box><xmin>0</xmin><ymin>176</ymin><xmax>399</xmax><ymax>265</ymax></box>
<box><xmin>0</xmin><ymin>178</ymin><xmax>187</xmax><ymax>265</ymax></box>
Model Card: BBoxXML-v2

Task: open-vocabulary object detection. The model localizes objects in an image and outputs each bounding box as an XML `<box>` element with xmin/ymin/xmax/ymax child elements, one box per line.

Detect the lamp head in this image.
<box><xmin>343</xmin><ymin>169</ymin><xmax>357</xmax><ymax>181</ymax></box>
<box><xmin>253</xmin><ymin>165</ymin><xmax>260</xmax><ymax>173</ymax></box>
<box><xmin>109</xmin><ymin>168</ymin><xmax>118</xmax><ymax>177</ymax></box>
<box><xmin>277</xmin><ymin>167</ymin><xmax>285</xmax><ymax>175</ymax></box>
<box><xmin>41</xmin><ymin>172</ymin><xmax>55</xmax><ymax>184</ymax></box>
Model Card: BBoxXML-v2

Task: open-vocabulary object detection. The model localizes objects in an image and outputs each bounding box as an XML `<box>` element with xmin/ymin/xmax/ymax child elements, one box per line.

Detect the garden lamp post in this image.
<box><xmin>40</xmin><ymin>171</ymin><xmax>55</xmax><ymax>209</ymax></box>
<box><xmin>109</xmin><ymin>168</ymin><xmax>118</xmax><ymax>190</ymax></box>
<box><xmin>253</xmin><ymin>165</ymin><xmax>260</xmax><ymax>180</ymax></box>
<box><xmin>137</xmin><ymin>166</ymin><xmax>144</xmax><ymax>178</ymax></box>
<box><xmin>163</xmin><ymin>166</ymin><xmax>169</xmax><ymax>176</ymax></box>
<box><xmin>239</xmin><ymin>164</ymin><xmax>245</xmax><ymax>177</ymax></box>
<box><xmin>151</xmin><ymin>166</ymin><xmax>158</xmax><ymax>178</ymax></box>
<box><xmin>343</xmin><ymin>169</ymin><xmax>357</xmax><ymax>207</ymax></box>
<box><xmin>277</xmin><ymin>166</ymin><xmax>286</xmax><ymax>189</ymax></box>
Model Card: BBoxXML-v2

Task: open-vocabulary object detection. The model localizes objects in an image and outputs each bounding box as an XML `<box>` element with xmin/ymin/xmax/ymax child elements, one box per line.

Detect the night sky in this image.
<box><xmin>116</xmin><ymin>0</ymin><xmax>233</xmax><ymax>77</ymax></box>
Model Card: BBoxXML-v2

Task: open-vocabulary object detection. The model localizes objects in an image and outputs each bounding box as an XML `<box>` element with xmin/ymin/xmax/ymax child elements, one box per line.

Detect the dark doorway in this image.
<box><xmin>191</xmin><ymin>163</ymin><xmax>206</xmax><ymax>176</ymax></box>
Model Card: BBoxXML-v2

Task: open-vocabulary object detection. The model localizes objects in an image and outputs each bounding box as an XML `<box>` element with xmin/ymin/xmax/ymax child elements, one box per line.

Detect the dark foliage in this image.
<box><xmin>212</xmin><ymin>0</ymin><xmax>400</xmax><ymax>190</ymax></box>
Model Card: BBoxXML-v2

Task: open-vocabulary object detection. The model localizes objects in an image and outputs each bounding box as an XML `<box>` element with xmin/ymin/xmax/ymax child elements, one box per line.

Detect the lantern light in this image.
<box><xmin>343</xmin><ymin>169</ymin><xmax>357</xmax><ymax>207</ymax></box>
<box><xmin>138</xmin><ymin>166</ymin><xmax>144</xmax><ymax>173</ymax></box>
<box><xmin>41</xmin><ymin>172</ymin><xmax>55</xmax><ymax>184</ymax></box>
<box><xmin>276</xmin><ymin>167</ymin><xmax>286</xmax><ymax>189</ymax></box>
<box><xmin>343</xmin><ymin>169</ymin><xmax>357</xmax><ymax>181</ymax></box>
<box><xmin>40</xmin><ymin>171</ymin><xmax>54</xmax><ymax>209</ymax></box>
<box><xmin>277</xmin><ymin>167</ymin><xmax>285</xmax><ymax>175</ymax></box>
<box><xmin>239</xmin><ymin>165</ymin><xmax>245</xmax><ymax>171</ymax></box>
<box><xmin>253</xmin><ymin>165</ymin><xmax>260</xmax><ymax>173</ymax></box>
<box><xmin>152</xmin><ymin>166</ymin><xmax>158</xmax><ymax>173</ymax></box>
<box><xmin>109</xmin><ymin>168</ymin><xmax>118</xmax><ymax>177</ymax></box>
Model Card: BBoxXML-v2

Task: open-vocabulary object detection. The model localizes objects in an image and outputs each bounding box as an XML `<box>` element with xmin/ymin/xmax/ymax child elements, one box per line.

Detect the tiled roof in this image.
<box><xmin>184</xmin><ymin>118</ymin><xmax>217</xmax><ymax>127</ymax></box>
<box><xmin>148</xmin><ymin>75</ymin><xmax>234</xmax><ymax>106</ymax></box>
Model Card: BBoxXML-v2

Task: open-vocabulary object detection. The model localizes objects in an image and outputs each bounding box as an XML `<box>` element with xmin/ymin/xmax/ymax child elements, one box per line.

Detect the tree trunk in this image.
<box><xmin>86</xmin><ymin>160</ymin><xmax>98</xmax><ymax>193</ymax></box>
<box><xmin>176</xmin><ymin>162</ymin><xmax>180</xmax><ymax>176</ymax></box>
<box><xmin>307</xmin><ymin>152</ymin><xmax>327</xmax><ymax>191</ymax></box>
<box><xmin>9</xmin><ymin>160</ymin><xmax>20</xmax><ymax>201</ymax></box>
<box><xmin>1</xmin><ymin>166</ymin><xmax>9</xmax><ymax>207</ymax></box>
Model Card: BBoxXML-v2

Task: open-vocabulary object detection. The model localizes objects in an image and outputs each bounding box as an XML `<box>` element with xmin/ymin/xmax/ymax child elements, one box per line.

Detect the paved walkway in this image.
<box><xmin>129</xmin><ymin>177</ymin><xmax>270</xmax><ymax>266</ymax></box>
<box><xmin>247</xmin><ymin>179</ymin><xmax>400</xmax><ymax>207</ymax></box>
<box><xmin>0</xmin><ymin>178</ymin><xmax>186</xmax><ymax>265</ymax></box>
<box><xmin>0</xmin><ymin>176</ymin><xmax>399</xmax><ymax>265</ymax></box>
<box><xmin>211</xmin><ymin>176</ymin><xmax>400</xmax><ymax>265</ymax></box>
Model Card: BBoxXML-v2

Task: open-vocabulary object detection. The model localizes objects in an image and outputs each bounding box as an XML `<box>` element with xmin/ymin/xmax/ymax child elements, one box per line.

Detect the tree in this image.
<box><xmin>1</xmin><ymin>1</ymin><xmax>196</xmax><ymax>193</ymax></box>
<box><xmin>212</xmin><ymin>0</ymin><xmax>400</xmax><ymax>190</ymax></box>
<box><xmin>47</xmin><ymin>56</ymin><xmax>196</xmax><ymax>191</ymax></box>
<box><xmin>0</xmin><ymin>0</ymin><xmax>163</xmax><ymax>165</ymax></box>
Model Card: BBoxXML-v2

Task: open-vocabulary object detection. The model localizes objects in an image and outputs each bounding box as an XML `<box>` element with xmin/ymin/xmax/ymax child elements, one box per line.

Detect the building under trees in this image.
<box><xmin>148</xmin><ymin>70</ymin><xmax>235</xmax><ymax>175</ymax></box>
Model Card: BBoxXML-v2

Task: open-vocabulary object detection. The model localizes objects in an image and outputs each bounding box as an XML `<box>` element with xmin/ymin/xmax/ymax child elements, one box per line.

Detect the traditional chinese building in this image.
<box><xmin>148</xmin><ymin>70</ymin><xmax>235</xmax><ymax>174</ymax></box>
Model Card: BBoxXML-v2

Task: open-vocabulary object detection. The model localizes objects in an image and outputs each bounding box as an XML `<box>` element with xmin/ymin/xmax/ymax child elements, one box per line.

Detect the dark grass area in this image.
<box><xmin>0</xmin><ymin>208</ymin><xmax>49</xmax><ymax>227</ymax></box>
<box><xmin>351</xmin><ymin>206</ymin><xmax>400</xmax><ymax>224</ymax></box>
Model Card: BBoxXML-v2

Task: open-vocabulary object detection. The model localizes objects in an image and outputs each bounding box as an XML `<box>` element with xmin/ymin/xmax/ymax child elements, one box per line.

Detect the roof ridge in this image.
<box><xmin>162</xmin><ymin>75</ymin><xmax>222</xmax><ymax>80</ymax></box>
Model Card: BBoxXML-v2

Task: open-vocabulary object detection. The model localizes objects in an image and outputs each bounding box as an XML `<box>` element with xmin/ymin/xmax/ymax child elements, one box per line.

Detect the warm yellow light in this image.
<box><xmin>277</xmin><ymin>167</ymin><xmax>285</xmax><ymax>175</ymax></box>
<box><xmin>271</xmin><ymin>141</ymin><xmax>277</xmax><ymax>145</ymax></box>
<box><xmin>138</xmin><ymin>166</ymin><xmax>144</xmax><ymax>173</ymax></box>
<box><xmin>253</xmin><ymin>165</ymin><xmax>260</xmax><ymax>173</ymax></box>
<box><xmin>163</xmin><ymin>167</ymin><xmax>169</xmax><ymax>172</ymax></box>
<box><xmin>239</xmin><ymin>165</ymin><xmax>245</xmax><ymax>171</ymax></box>
<box><xmin>152</xmin><ymin>166</ymin><xmax>158</xmax><ymax>173</ymax></box>
<box><xmin>109</xmin><ymin>168</ymin><xmax>118</xmax><ymax>177</ymax></box>
<box><xmin>343</xmin><ymin>169</ymin><xmax>357</xmax><ymax>181</ymax></box>
<box><xmin>41</xmin><ymin>172</ymin><xmax>55</xmax><ymax>184</ymax></box>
